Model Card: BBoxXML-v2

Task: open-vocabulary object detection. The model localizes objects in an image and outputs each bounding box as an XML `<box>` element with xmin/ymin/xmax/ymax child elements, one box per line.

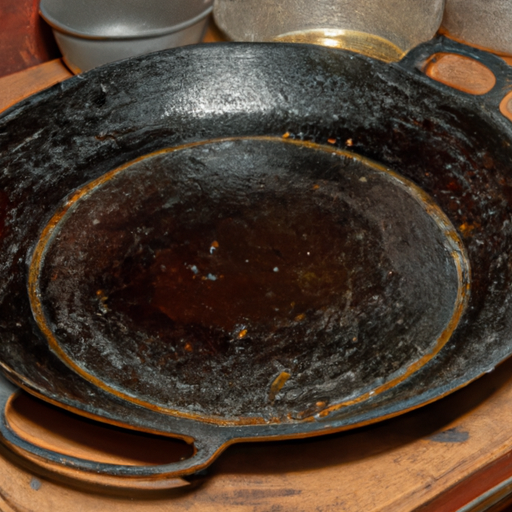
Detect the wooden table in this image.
<box><xmin>3</xmin><ymin>20</ymin><xmax>512</xmax><ymax>512</ymax></box>
<box><xmin>3</xmin><ymin>340</ymin><xmax>512</xmax><ymax>511</ymax></box>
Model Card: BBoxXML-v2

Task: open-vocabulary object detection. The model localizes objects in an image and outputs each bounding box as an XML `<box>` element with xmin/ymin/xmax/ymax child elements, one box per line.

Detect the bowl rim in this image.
<box><xmin>39</xmin><ymin>3</ymin><xmax>213</xmax><ymax>40</ymax></box>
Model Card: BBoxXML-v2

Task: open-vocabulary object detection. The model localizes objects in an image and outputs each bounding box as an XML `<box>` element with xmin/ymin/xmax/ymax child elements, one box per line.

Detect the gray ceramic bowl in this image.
<box><xmin>40</xmin><ymin>0</ymin><xmax>213</xmax><ymax>73</ymax></box>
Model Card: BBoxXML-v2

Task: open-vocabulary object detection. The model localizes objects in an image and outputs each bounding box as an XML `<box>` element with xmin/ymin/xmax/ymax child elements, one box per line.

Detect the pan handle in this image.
<box><xmin>0</xmin><ymin>381</ymin><xmax>228</xmax><ymax>488</ymax></box>
<box><xmin>397</xmin><ymin>35</ymin><xmax>512</xmax><ymax>114</ymax></box>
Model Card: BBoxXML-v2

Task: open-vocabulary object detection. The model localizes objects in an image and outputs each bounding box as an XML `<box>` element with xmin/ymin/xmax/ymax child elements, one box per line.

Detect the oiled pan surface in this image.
<box><xmin>31</xmin><ymin>137</ymin><xmax>466</xmax><ymax>423</ymax></box>
<box><xmin>0</xmin><ymin>41</ymin><xmax>512</xmax><ymax>437</ymax></box>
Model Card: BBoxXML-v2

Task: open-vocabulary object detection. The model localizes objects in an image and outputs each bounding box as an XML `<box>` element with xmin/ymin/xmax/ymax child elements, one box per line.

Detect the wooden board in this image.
<box><xmin>0</xmin><ymin>59</ymin><xmax>71</xmax><ymax>112</ymax></box>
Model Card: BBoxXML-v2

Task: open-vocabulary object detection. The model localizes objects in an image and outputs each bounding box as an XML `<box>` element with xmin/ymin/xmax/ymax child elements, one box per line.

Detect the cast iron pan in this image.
<box><xmin>1</xmin><ymin>37</ymin><xmax>512</xmax><ymax>481</ymax></box>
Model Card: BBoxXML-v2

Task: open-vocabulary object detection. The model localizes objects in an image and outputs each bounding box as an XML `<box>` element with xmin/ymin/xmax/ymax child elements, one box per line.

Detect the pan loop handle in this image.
<box><xmin>397</xmin><ymin>35</ymin><xmax>512</xmax><ymax>116</ymax></box>
<box><xmin>0</xmin><ymin>380</ymin><xmax>228</xmax><ymax>488</ymax></box>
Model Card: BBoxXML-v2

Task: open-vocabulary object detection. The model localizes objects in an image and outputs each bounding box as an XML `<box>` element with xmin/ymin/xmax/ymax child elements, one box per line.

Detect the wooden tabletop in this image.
<box><xmin>3</xmin><ymin>19</ymin><xmax>512</xmax><ymax>512</ymax></box>
<box><xmin>3</xmin><ymin>340</ymin><xmax>512</xmax><ymax>511</ymax></box>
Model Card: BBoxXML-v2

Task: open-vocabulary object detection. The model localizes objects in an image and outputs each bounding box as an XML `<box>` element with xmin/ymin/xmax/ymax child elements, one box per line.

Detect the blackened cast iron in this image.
<box><xmin>0</xmin><ymin>37</ymin><xmax>512</xmax><ymax>480</ymax></box>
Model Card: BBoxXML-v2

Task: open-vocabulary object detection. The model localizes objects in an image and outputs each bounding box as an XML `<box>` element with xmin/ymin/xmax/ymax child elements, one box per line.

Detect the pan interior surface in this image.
<box><xmin>30</xmin><ymin>137</ymin><xmax>469</xmax><ymax>424</ymax></box>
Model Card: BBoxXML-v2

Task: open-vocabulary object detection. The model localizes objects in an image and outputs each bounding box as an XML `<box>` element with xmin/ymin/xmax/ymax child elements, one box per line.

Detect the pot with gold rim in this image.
<box><xmin>213</xmin><ymin>0</ymin><xmax>445</xmax><ymax>62</ymax></box>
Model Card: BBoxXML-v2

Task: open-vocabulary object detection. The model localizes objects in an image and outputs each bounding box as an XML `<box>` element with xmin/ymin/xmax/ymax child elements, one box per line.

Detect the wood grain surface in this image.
<box><xmin>0</xmin><ymin>59</ymin><xmax>71</xmax><ymax>113</ymax></box>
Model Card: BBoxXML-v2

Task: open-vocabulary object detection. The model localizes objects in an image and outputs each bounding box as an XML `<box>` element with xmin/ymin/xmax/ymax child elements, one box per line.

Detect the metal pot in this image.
<box><xmin>442</xmin><ymin>0</ymin><xmax>512</xmax><ymax>56</ymax></box>
<box><xmin>214</xmin><ymin>0</ymin><xmax>445</xmax><ymax>61</ymax></box>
